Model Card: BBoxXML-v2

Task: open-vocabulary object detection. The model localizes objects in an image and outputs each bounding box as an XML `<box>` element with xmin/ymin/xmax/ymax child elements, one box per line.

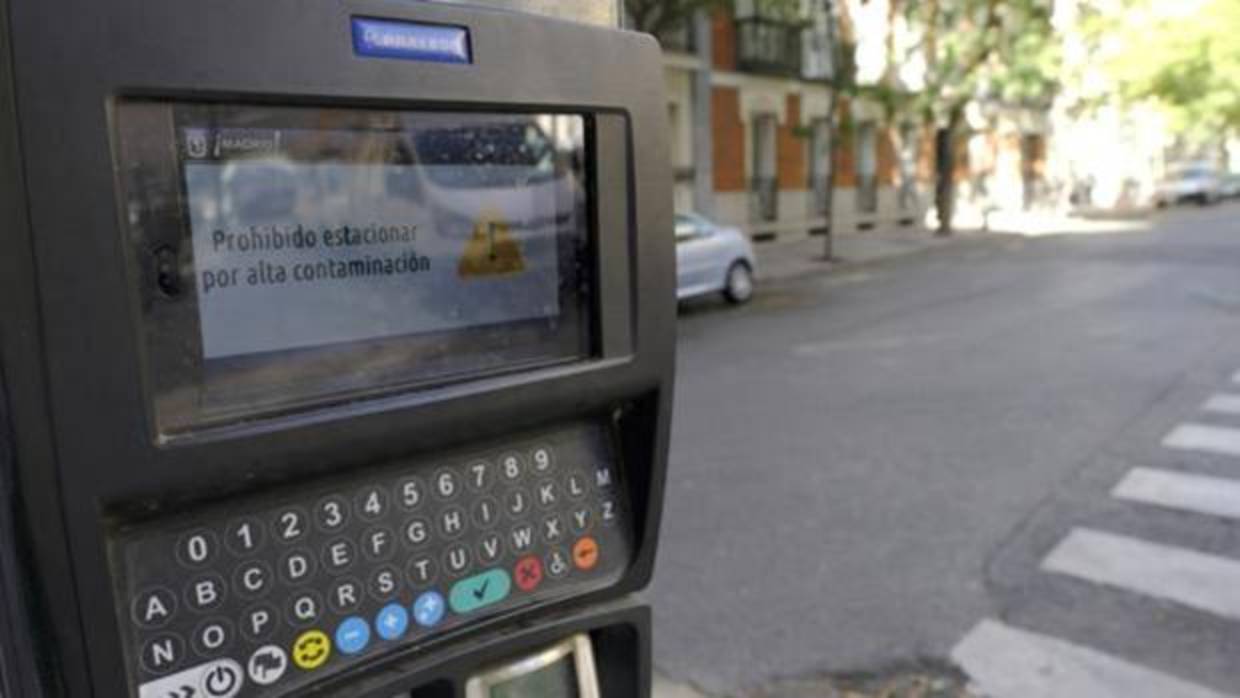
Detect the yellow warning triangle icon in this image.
<box><xmin>458</xmin><ymin>212</ymin><xmax>526</xmax><ymax>278</ymax></box>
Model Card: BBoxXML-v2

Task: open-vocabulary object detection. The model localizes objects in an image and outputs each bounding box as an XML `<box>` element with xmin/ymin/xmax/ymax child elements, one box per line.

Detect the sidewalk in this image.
<box><xmin>753</xmin><ymin>227</ymin><xmax>988</xmax><ymax>284</ymax></box>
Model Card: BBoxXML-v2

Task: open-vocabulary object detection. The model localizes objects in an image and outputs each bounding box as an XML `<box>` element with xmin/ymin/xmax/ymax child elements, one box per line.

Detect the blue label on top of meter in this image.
<box><xmin>351</xmin><ymin>17</ymin><xmax>471</xmax><ymax>64</ymax></box>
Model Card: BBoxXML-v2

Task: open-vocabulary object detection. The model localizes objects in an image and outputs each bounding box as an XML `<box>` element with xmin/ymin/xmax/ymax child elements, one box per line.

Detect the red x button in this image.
<box><xmin>514</xmin><ymin>555</ymin><xmax>544</xmax><ymax>592</ymax></box>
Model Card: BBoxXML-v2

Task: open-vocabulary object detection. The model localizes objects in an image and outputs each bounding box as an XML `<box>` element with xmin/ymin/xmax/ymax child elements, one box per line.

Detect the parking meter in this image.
<box><xmin>0</xmin><ymin>0</ymin><xmax>674</xmax><ymax>696</ymax></box>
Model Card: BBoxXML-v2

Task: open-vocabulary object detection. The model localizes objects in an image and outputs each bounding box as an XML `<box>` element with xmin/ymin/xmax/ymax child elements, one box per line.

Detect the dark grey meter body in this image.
<box><xmin>0</xmin><ymin>1</ymin><xmax>673</xmax><ymax>697</ymax></box>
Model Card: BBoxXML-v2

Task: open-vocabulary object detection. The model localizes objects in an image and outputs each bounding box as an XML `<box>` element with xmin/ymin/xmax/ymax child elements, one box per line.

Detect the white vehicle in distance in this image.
<box><xmin>1155</xmin><ymin>163</ymin><xmax>1223</xmax><ymax>207</ymax></box>
<box><xmin>675</xmin><ymin>212</ymin><xmax>757</xmax><ymax>305</ymax></box>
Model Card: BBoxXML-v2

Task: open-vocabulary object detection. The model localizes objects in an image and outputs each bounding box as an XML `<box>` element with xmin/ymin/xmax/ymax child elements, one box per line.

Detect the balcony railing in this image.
<box><xmin>736</xmin><ymin>17</ymin><xmax>803</xmax><ymax>77</ymax></box>
<box><xmin>750</xmin><ymin>177</ymin><xmax>779</xmax><ymax>222</ymax></box>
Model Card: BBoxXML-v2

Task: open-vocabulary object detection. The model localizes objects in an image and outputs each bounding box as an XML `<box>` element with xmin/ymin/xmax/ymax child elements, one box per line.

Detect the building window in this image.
<box><xmin>750</xmin><ymin>114</ymin><xmax>779</xmax><ymax>223</ymax></box>
<box><xmin>856</xmin><ymin>120</ymin><xmax>878</xmax><ymax>214</ymax></box>
<box><xmin>809</xmin><ymin>118</ymin><xmax>832</xmax><ymax>216</ymax></box>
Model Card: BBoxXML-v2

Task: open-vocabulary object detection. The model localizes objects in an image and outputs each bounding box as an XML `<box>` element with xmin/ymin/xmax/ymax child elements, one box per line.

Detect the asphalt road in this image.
<box><xmin>649</xmin><ymin>202</ymin><xmax>1240</xmax><ymax>696</ymax></box>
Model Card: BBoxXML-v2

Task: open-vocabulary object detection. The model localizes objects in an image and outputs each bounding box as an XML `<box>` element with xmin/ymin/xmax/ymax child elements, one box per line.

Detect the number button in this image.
<box><xmin>132</xmin><ymin>587</ymin><xmax>177</xmax><ymax>629</ymax></box>
<box><xmin>315</xmin><ymin>495</ymin><xmax>350</xmax><ymax>533</ymax></box>
<box><xmin>530</xmin><ymin>445</ymin><xmax>555</xmax><ymax>474</ymax></box>
<box><xmin>466</xmin><ymin>460</ymin><xmax>493</xmax><ymax>492</ymax></box>
<box><xmin>184</xmin><ymin>574</ymin><xmax>226</xmax><ymax>613</ymax></box>
<box><xmin>355</xmin><ymin>486</ymin><xmax>388</xmax><ymax>521</ymax></box>
<box><xmin>499</xmin><ymin>452</ymin><xmax>524</xmax><ymax>483</ymax></box>
<box><xmin>176</xmin><ymin>529</ymin><xmax>217</xmax><ymax>568</ymax></box>
<box><xmin>272</xmin><ymin>507</ymin><xmax>308</xmax><ymax>544</ymax></box>
<box><xmin>433</xmin><ymin>469</ymin><xmax>459</xmax><ymax>500</ymax></box>
<box><xmin>395</xmin><ymin>476</ymin><xmax>425</xmax><ymax>511</ymax></box>
<box><xmin>233</xmin><ymin>561</ymin><xmax>273</xmax><ymax>600</ymax></box>
<box><xmin>191</xmin><ymin>617</ymin><xmax>233</xmax><ymax>657</ymax></box>
<box><xmin>225</xmin><ymin>517</ymin><xmax>265</xmax><ymax>556</ymax></box>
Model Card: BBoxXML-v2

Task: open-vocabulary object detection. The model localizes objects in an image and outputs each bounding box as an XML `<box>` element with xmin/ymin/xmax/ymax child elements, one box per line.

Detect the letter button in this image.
<box><xmin>184</xmin><ymin>574</ymin><xmax>226</xmax><ymax>613</ymax></box>
<box><xmin>329</xmin><ymin>577</ymin><xmax>363</xmax><ymax>614</ymax></box>
<box><xmin>321</xmin><ymin>537</ymin><xmax>357</xmax><ymax>574</ymax></box>
<box><xmin>471</xmin><ymin>496</ymin><xmax>500</xmax><ymax>529</ymax></box>
<box><xmin>132</xmin><ymin>587</ymin><xmax>177</xmax><ymax>629</ymax></box>
<box><xmin>564</xmin><ymin>472</ymin><xmax>589</xmax><ymax>501</ymax></box>
<box><xmin>362</xmin><ymin>526</ymin><xmax>395</xmax><ymax>561</ymax></box>
<box><xmin>140</xmin><ymin>632</ymin><xmax>185</xmax><ymax>674</ymax></box>
<box><xmin>233</xmin><ymin>561</ymin><xmax>272</xmax><ymax>600</ymax></box>
<box><xmin>535</xmin><ymin>479</ymin><xmax>559</xmax><ymax>509</ymax></box>
<box><xmin>241</xmin><ymin>603</ymin><xmax>278</xmax><ymax>643</ymax></box>
<box><xmin>569</xmin><ymin>506</ymin><xmax>593</xmax><ymax>535</ymax></box>
<box><xmin>191</xmin><ymin>618</ymin><xmax>233</xmax><ymax>657</ymax></box>
<box><xmin>280</xmin><ymin>549</ymin><xmax>317</xmax><ymax>585</ymax></box>
<box><xmin>448</xmin><ymin>569</ymin><xmax>511</xmax><ymax>614</ymax></box>
<box><xmin>286</xmin><ymin>590</ymin><xmax>324</xmax><ymax>627</ymax></box>
<box><xmin>368</xmin><ymin>565</ymin><xmax>402</xmax><ymax>602</ymax></box>
<box><xmin>437</xmin><ymin>506</ymin><xmax>467</xmax><ymax>539</ymax></box>
<box><xmin>443</xmin><ymin>543</ymin><xmax>472</xmax><ymax>577</ymax></box>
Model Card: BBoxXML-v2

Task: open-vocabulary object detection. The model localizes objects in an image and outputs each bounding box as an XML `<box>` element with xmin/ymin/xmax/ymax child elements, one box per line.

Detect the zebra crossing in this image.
<box><xmin>953</xmin><ymin>376</ymin><xmax>1240</xmax><ymax>697</ymax></box>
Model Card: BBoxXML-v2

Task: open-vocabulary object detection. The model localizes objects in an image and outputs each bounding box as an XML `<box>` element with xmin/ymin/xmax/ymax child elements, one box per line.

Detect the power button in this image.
<box><xmin>201</xmin><ymin>659</ymin><xmax>243</xmax><ymax>698</ymax></box>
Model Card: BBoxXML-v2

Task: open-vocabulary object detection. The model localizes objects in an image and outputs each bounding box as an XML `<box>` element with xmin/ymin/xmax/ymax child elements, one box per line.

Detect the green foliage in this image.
<box><xmin>1089</xmin><ymin>0</ymin><xmax>1240</xmax><ymax>138</ymax></box>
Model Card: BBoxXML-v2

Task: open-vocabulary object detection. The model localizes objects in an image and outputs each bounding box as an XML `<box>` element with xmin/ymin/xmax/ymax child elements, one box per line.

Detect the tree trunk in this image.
<box><xmin>934</xmin><ymin>105</ymin><xmax>964</xmax><ymax>236</ymax></box>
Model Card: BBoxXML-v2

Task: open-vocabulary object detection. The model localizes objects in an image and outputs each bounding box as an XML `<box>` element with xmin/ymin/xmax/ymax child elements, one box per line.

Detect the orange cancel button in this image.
<box><xmin>572</xmin><ymin>536</ymin><xmax>599</xmax><ymax>571</ymax></box>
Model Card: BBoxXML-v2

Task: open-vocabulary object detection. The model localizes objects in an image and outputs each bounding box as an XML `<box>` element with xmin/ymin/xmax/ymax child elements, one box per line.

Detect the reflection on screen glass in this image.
<box><xmin>115</xmin><ymin>102</ymin><xmax>595</xmax><ymax>432</ymax></box>
<box><xmin>491</xmin><ymin>656</ymin><xmax>580</xmax><ymax>698</ymax></box>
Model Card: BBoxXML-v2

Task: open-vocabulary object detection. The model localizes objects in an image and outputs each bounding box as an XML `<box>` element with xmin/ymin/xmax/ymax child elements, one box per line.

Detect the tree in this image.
<box><xmin>1089</xmin><ymin>0</ymin><xmax>1240</xmax><ymax>147</ymax></box>
<box><xmin>625</xmin><ymin>0</ymin><xmax>727</xmax><ymax>35</ymax></box>
<box><xmin>903</xmin><ymin>0</ymin><xmax>1058</xmax><ymax>234</ymax></box>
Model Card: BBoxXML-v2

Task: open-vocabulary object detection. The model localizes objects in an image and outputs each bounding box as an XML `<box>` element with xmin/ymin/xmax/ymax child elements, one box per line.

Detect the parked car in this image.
<box><xmin>1154</xmin><ymin>164</ymin><xmax>1223</xmax><ymax>206</ymax></box>
<box><xmin>675</xmin><ymin>212</ymin><xmax>756</xmax><ymax>304</ymax></box>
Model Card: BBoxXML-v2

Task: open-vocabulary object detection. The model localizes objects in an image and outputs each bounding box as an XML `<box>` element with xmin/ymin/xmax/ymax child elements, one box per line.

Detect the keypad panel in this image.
<box><xmin>111</xmin><ymin>422</ymin><xmax>631</xmax><ymax>698</ymax></box>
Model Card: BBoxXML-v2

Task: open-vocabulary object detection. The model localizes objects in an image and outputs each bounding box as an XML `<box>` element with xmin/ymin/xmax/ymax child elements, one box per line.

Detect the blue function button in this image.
<box><xmin>449</xmin><ymin>569</ymin><xmax>511</xmax><ymax>615</ymax></box>
<box><xmin>413</xmin><ymin>591</ymin><xmax>446</xmax><ymax>628</ymax></box>
<box><xmin>375</xmin><ymin>603</ymin><xmax>409</xmax><ymax>641</ymax></box>
<box><xmin>334</xmin><ymin>616</ymin><xmax>371</xmax><ymax>656</ymax></box>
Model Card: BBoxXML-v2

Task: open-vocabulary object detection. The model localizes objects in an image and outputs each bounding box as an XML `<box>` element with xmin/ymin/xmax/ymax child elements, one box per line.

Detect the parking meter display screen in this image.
<box><xmin>114</xmin><ymin>102</ymin><xmax>596</xmax><ymax>432</ymax></box>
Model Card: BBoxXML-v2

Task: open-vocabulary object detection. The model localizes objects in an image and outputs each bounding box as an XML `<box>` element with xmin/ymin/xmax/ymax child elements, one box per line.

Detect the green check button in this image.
<box><xmin>449</xmin><ymin>569</ymin><xmax>512</xmax><ymax>614</ymax></box>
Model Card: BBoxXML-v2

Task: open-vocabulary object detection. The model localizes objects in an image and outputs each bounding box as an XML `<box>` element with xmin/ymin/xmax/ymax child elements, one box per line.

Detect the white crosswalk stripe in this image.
<box><xmin>1203</xmin><ymin>394</ymin><xmax>1240</xmax><ymax>415</ymax></box>
<box><xmin>1113</xmin><ymin>467</ymin><xmax>1240</xmax><ymax>521</ymax></box>
<box><xmin>1042</xmin><ymin>528</ymin><xmax>1240</xmax><ymax>620</ymax></box>
<box><xmin>952</xmin><ymin>619</ymin><xmax>1234</xmax><ymax>698</ymax></box>
<box><xmin>1163</xmin><ymin>423</ymin><xmax>1240</xmax><ymax>458</ymax></box>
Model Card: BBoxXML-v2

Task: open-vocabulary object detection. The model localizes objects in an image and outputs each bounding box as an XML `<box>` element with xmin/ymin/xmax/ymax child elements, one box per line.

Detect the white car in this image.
<box><xmin>675</xmin><ymin>213</ymin><xmax>757</xmax><ymax>304</ymax></box>
<box><xmin>1155</xmin><ymin>164</ymin><xmax>1223</xmax><ymax>206</ymax></box>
